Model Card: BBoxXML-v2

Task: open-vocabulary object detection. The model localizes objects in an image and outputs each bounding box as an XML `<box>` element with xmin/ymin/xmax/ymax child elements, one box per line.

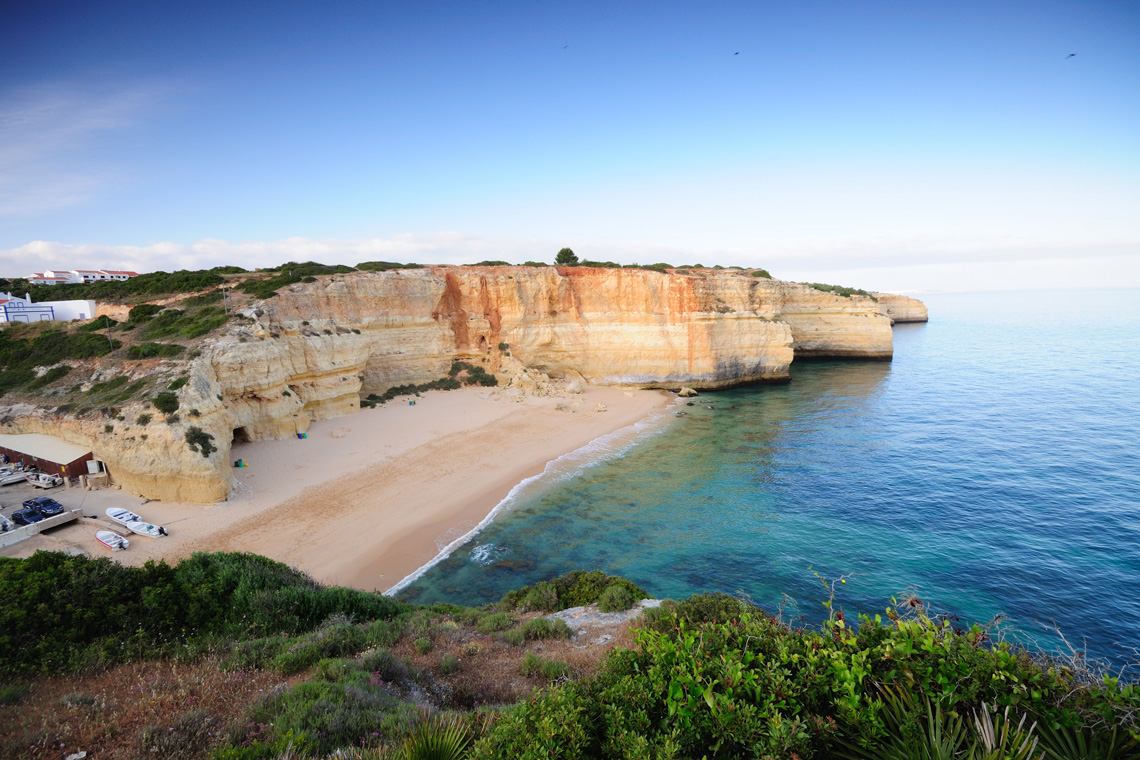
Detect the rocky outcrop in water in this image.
<box><xmin>873</xmin><ymin>292</ymin><xmax>929</xmax><ymax>323</ymax></box>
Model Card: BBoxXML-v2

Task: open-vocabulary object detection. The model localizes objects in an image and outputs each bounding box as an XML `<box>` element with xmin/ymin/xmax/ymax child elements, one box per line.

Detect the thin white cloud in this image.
<box><xmin>0</xmin><ymin>81</ymin><xmax>172</xmax><ymax>217</ymax></box>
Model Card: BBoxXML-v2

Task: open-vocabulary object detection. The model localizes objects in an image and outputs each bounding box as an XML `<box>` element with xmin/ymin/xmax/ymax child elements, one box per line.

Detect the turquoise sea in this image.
<box><xmin>400</xmin><ymin>289</ymin><xmax>1140</xmax><ymax>664</ymax></box>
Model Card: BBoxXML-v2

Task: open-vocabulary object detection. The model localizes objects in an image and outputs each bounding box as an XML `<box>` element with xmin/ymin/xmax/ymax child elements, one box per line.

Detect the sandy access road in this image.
<box><xmin>1</xmin><ymin>386</ymin><xmax>673</xmax><ymax>593</ymax></box>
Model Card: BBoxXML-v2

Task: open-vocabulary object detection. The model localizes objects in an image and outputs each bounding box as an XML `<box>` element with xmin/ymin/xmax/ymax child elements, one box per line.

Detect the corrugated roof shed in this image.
<box><xmin>0</xmin><ymin>433</ymin><xmax>91</xmax><ymax>464</ymax></box>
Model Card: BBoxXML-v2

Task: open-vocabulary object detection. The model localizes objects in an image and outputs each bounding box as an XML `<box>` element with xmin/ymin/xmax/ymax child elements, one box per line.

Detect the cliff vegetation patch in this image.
<box><xmin>0</xmin><ymin>325</ymin><xmax>121</xmax><ymax>398</ymax></box>
<box><xmin>3</xmin><ymin>268</ymin><xmax>229</xmax><ymax>304</ymax></box>
<box><xmin>237</xmin><ymin>261</ymin><xmax>356</xmax><ymax>299</ymax></box>
<box><xmin>185</xmin><ymin>425</ymin><xmax>217</xmax><ymax>457</ymax></box>
<box><xmin>802</xmin><ymin>281</ymin><xmax>877</xmax><ymax>299</ymax></box>
<box><xmin>360</xmin><ymin>362</ymin><xmax>499</xmax><ymax>408</ymax></box>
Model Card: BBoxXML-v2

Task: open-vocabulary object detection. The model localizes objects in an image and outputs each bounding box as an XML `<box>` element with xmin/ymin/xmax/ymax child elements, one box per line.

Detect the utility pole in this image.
<box><xmin>104</xmin><ymin>314</ymin><xmax>114</xmax><ymax>352</ymax></box>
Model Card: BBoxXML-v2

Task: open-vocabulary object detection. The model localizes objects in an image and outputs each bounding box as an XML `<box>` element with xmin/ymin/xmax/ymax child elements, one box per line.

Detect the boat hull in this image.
<box><xmin>96</xmin><ymin>530</ymin><xmax>130</xmax><ymax>551</ymax></box>
<box><xmin>106</xmin><ymin>508</ymin><xmax>167</xmax><ymax>538</ymax></box>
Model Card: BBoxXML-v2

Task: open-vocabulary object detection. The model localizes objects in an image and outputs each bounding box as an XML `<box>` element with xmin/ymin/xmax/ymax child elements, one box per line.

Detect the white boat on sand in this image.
<box><xmin>96</xmin><ymin>530</ymin><xmax>130</xmax><ymax>551</ymax></box>
<box><xmin>27</xmin><ymin>472</ymin><xmax>64</xmax><ymax>489</ymax></box>
<box><xmin>106</xmin><ymin>507</ymin><xmax>168</xmax><ymax>538</ymax></box>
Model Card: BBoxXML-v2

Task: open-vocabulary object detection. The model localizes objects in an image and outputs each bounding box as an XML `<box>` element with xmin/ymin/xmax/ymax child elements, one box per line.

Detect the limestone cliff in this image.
<box><xmin>873</xmin><ymin>293</ymin><xmax>929</xmax><ymax>324</ymax></box>
<box><xmin>0</xmin><ymin>267</ymin><xmax>923</xmax><ymax>502</ymax></box>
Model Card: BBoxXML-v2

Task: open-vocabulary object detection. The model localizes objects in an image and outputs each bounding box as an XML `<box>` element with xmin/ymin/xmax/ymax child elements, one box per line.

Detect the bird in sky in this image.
<box><xmin>563</xmin><ymin>45</ymin><xmax>568</xmax><ymax>49</ymax></box>
<box><xmin>1066</xmin><ymin>53</ymin><xmax>1077</xmax><ymax>58</ymax></box>
<box><xmin>734</xmin><ymin>52</ymin><xmax>739</xmax><ymax>55</ymax></box>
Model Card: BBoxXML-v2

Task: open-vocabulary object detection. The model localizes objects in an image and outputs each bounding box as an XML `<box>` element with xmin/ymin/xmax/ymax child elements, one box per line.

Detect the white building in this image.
<box><xmin>0</xmin><ymin>292</ymin><xmax>97</xmax><ymax>323</ymax></box>
<box><xmin>28</xmin><ymin>269</ymin><xmax>139</xmax><ymax>285</ymax></box>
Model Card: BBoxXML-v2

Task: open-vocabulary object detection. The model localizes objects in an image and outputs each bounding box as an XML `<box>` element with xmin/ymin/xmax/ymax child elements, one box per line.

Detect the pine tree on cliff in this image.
<box><xmin>555</xmin><ymin>247</ymin><xmax>579</xmax><ymax>266</ymax></box>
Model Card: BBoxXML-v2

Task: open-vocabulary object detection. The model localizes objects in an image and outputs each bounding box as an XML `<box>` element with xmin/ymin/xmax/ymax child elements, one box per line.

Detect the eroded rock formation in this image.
<box><xmin>1</xmin><ymin>267</ymin><xmax>923</xmax><ymax>502</ymax></box>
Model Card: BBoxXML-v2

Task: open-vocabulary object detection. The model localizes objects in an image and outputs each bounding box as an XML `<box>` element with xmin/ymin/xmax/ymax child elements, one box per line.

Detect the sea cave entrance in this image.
<box><xmin>232</xmin><ymin>427</ymin><xmax>251</xmax><ymax>444</ymax></box>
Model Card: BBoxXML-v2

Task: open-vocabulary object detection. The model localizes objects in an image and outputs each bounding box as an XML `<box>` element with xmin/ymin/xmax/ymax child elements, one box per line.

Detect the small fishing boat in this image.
<box><xmin>27</xmin><ymin>472</ymin><xmax>64</xmax><ymax>489</ymax></box>
<box><xmin>106</xmin><ymin>507</ymin><xmax>168</xmax><ymax>538</ymax></box>
<box><xmin>0</xmin><ymin>468</ymin><xmax>27</xmax><ymax>486</ymax></box>
<box><xmin>96</xmin><ymin>530</ymin><xmax>130</xmax><ymax>551</ymax></box>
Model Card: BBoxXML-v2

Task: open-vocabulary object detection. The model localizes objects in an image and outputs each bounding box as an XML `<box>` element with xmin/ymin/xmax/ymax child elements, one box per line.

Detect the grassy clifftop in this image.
<box><xmin>1</xmin><ymin>551</ymin><xmax>1135</xmax><ymax>759</ymax></box>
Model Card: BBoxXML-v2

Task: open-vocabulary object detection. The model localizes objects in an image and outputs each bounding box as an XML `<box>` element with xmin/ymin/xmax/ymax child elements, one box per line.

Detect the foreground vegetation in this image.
<box><xmin>1</xmin><ymin>551</ymin><xmax>1135</xmax><ymax>759</ymax></box>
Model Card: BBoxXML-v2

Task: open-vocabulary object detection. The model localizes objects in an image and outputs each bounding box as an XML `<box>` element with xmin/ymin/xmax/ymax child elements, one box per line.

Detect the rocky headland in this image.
<box><xmin>0</xmin><ymin>267</ymin><xmax>926</xmax><ymax>502</ymax></box>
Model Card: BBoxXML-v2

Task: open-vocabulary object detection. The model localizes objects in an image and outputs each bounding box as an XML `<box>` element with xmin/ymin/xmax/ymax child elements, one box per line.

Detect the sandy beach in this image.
<box><xmin>1</xmin><ymin>386</ymin><xmax>673</xmax><ymax>593</ymax></box>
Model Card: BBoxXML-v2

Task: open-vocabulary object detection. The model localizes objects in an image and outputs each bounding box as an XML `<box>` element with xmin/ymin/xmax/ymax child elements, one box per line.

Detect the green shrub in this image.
<box><xmin>128</xmin><ymin>342</ymin><xmax>185</xmax><ymax>359</ymax></box>
<box><xmin>185</xmin><ymin>426</ymin><xmax>217</xmax><ymax>458</ymax></box>
<box><xmin>221</xmin><ymin>635</ymin><xmax>290</xmax><ymax>671</ymax></box>
<box><xmin>0</xmin><ymin>682</ymin><xmax>28</xmax><ymax>705</ymax></box>
<box><xmin>470</xmin><ymin>260</ymin><xmax>511</xmax><ymax>266</ymax></box>
<box><xmin>751</xmin><ymin>268</ymin><xmax>772</xmax><ymax>278</ymax></box>
<box><xmin>439</xmin><ymin>653</ymin><xmax>459</xmax><ymax>675</ymax></box>
<box><xmin>356</xmin><ymin>260</ymin><xmax>423</xmax><ymax>271</ymax></box>
<box><xmin>0</xmin><ymin>328</ymin><xmax>119</xmax><ymax>399</ymax></box>
<box><xmin>501</xmin><ymin>628</ymin><xmax>526</xmax><ymax>647</ymax></box>
<box><xmin>129</xmin><ymin>304</ymin><xmax>164</xmax><ymax>323</ymax></box>
<box><xmin>314</xmin><ymin>657</ymin><xmax>357</xmax><ymax>682</ymax></box>
<box><xmin>272</xmin><ymin>642</ymin><xmax>322</xmax><ymax>674</ymax></box>
<box><xmin>241</xmin><ymin>679</ymin><xmax>407</xmax><ymax>756</ymax></box>
<box><xmin>0</xmin><ymin>551</ymin><xmax>406</xmax><ymax>676</ymax></box>
<box><xmin>500</xmin><ymin>570</ymin><xmax>647</xmax><ymax>612</ymax></box>
<box><xmin>18</xmin><ymin>270</ymin><xmax>225</xmax><ymax>304</ymax></box>
<box><xmin>140</xmin><ymin>306</ymin><xmax>230</xmax><ymax>339</ymax></box>
<box><xmin>414</xmin><ymin>636</ymin><xmax>433</xmax><ymax>654</ymax></box>
<box><xmin>469</xmin><ymin>681</ymin><xmax>593</xmax><ymax>759</ymax></box>
<box><xmin>27</xmin><ymin>364</ymin><xmax>71</xmax><ymax>390</ymax></box>
<box><xmin>518</xmin><ymin>582</ymin><xmax>560</xmax><ymax>612</ymax></box>
<box><xmin>78</xmin><ymin>315</ymin><xmax>119</xmax><ymax>332</ymax></box>
<box><xmin>363</xmin><ymin>619</ymin><xmax>404</xmax><ymax>648</ymax></box>
<box><xmin>801</xmin><ymin>281</ymin><xmax>876</xmax><ymax>299</ymax></box>
<box><xmin>87</xmin><ymin>375</ymin><xmax>128</xmax><ymax>395</ymax></box>
<box><xmin>237</xmin><ymin>261</ymin><xmax>355</xmax><ymax>299</ymax></box>
<box><xmin>153</xmin><ymin>391</ymin><xmax>180</xmax><ymax>413</ymax></box>
<box><xmin>522</xmin><ymin>617</ymin><xmax>573</xmax><ymax>640</ymax></box>
<box><xmin>357</xmin><ymin>647</ymin><xmax>409</xmax><ymax>682</ymax></box>
<box><xmin>597</xmin><ymin>584</ymin><xmax>635</xmax><ymax>612</ymax></box>
<box><xmin>520</xmin><ymin>651</ymin><xmax>543</xmax><ymax>677</ymax></box>
<box><xmin>168</xmin><ymin>376</ymin><xmax>189</xmax><ymax>390</ymax></box>
<box><xmin>475</xmin><ymin>612</ymin><xmax>516</xmax><ymax>634</ymax></box>
<box><xmin>540</xmin><ymin>659</ymin><xmax>572</xmax><ymax>681</ymax></box>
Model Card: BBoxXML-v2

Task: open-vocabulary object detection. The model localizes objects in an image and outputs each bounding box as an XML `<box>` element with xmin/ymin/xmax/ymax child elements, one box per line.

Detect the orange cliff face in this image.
<box><xmin>0</xmin><ymin>267</ymin><xmax>919</xmax><ymax>502</ymax></box>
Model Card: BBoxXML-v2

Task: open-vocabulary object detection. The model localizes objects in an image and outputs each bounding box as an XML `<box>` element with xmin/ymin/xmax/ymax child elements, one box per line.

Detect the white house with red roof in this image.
<box><xmin>28</xmin><ymin>269</ymin><xmax>140</xmax><ymax>285</ymax></box>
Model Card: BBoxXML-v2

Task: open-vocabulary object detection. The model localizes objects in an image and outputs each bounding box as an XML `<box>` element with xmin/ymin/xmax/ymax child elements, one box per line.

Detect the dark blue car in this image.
<box><xmin>11</xmin><ymin>508</ymin><xmax>44</xmax><ymax>526</ymax></box>
<box><xmin>22</xmin><ymin>496</ymin><xmax>65</xmax><ymax>517</ymax></box>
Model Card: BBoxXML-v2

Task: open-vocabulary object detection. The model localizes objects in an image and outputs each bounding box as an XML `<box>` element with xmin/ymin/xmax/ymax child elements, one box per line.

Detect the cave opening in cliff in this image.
<box><xmin>232</xmin><ymin>427</ymin><xmax>251</xmax><ymax>444</ymax></box>
<box><xmin>478</xmin><ymin>335</ymin><xmax>488</xmax><ymax>351</ymax></box>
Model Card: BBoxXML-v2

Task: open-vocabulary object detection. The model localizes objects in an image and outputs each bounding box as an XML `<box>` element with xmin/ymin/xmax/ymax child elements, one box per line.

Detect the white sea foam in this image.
<box><xmin>470</xmin><ymin>543</ymin><xmax>499</xmax><ymax>565</ymax></box>
<box><xmin>384</xmin><ymin>399</ymin><xmax>682</xmax><ymax>595</ymax></box>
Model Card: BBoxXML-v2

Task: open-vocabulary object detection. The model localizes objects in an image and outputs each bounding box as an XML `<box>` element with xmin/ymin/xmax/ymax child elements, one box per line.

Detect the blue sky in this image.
<box><xmin>2</xmin><ymin>0</ymin><xmax>1137</xmax><ymax>291</ymax></box>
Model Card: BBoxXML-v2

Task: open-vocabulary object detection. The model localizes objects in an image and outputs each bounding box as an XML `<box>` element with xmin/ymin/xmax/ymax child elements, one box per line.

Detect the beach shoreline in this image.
<box><xmin>1</xmin><ymin>386</ymin><xmax>674</xmax><ymax>593</ymax></box>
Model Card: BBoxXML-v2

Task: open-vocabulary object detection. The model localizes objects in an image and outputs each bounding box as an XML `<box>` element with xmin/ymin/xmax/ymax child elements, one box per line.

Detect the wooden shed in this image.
<box><xmin>0</xmin><ymin>433</ymin><xmax>94</xmax><ymax>480</ymax></box>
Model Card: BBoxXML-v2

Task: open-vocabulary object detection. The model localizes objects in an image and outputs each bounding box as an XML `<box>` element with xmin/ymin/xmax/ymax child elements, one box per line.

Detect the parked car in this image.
<box><xmin>11</xmin><ymin>507</ymin><xmax>45</xmax><ymax>525</ymax></box>
<box><xmin>23</xmin><ymin>496</ymin><xmax>64</xmax><ymax>517</ymax></box>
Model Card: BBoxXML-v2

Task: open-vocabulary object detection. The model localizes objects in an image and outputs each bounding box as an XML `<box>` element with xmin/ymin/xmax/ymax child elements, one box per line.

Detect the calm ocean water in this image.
<box><xmin>401</xmin><ymin>289</ymin><xmax>1140</xmax><ymax>663</ymax></box>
